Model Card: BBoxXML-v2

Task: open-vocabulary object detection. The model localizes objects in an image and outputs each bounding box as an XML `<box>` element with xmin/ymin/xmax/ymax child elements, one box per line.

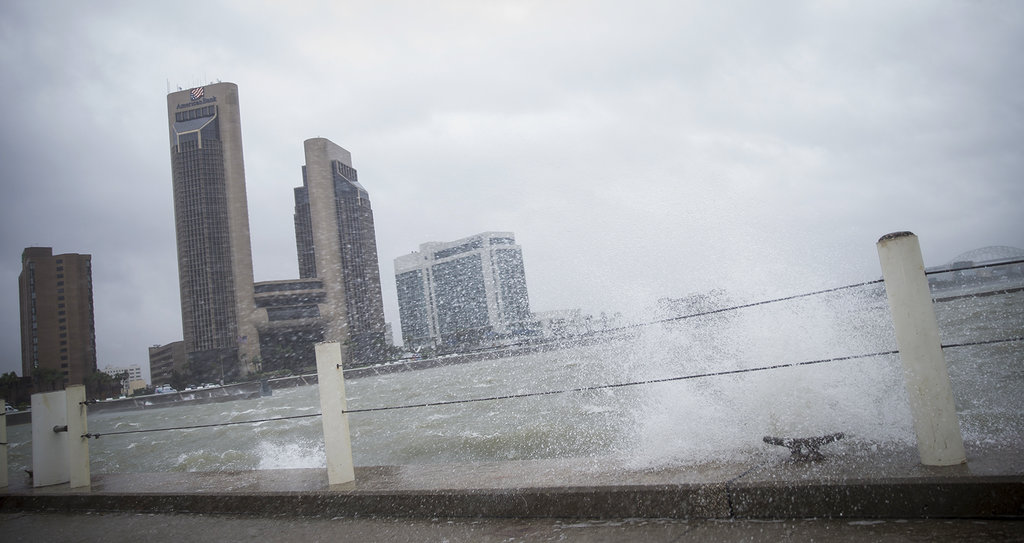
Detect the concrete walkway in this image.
<box><xmin>3</xmin><ymin>512</ymin><xmax>1023</xmax><ymax>542</ymax></box>
<box><xmin>1</xmin><ymin>443</ymin><xmax>1022</xmax><ymax>520</ymax></box>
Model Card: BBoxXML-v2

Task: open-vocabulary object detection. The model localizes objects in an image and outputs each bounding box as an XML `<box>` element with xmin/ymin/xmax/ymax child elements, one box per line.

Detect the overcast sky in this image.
<box><xmin>1</xmin><ymin>1</ymin><xmax>1022</xmax><ymax>381</ymax></box>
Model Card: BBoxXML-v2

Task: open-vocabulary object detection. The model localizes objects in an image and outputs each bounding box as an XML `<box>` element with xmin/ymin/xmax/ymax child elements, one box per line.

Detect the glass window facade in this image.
<box><xmin>433</xmin><ymin>254</ymin><xmax>489</xmax><ymax>338</ymax></box>
<box><xmin>396</xmin><ymin>269</ymin><xmax>430</xmax><ymax>345</ymax></box>
<box><xmin>495</xmin><ymin>248</ymin><xmax>531</xmax><ymax>323</ymax></box>
<box><xmin>394</xmin><ymin>233</ymin><xmax>534</xmax><ymax>350</ymax></box>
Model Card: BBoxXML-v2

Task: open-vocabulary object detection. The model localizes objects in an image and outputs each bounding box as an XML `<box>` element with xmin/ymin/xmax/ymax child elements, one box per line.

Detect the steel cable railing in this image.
<box><xmin>350</xmin><ymin>277</ymin><xmax>890</xmax><ymax>376</ymax></box>
<box><xmin>79</xmin><ymin>331</ymin><xmax>1024</xmax><ymax>436</ymax></box>
<box><xmin>80</xmin><ymin>332</ymin><xmax>1024</xmax><ymax>436</ymax></box>
<box><xmin>77</xmin><ymin>262</ymin><xmax>1023</xmax><ymax>438</ymax></box>
<box><xmin>81</xmin><ymin>412</ymin><xmax>323</xmax><ymax>439</ymax></box>
<box><xmin>356</xmin><ymin>259</ymin><xmax>1024</xmax><ymax>375</ymax></box>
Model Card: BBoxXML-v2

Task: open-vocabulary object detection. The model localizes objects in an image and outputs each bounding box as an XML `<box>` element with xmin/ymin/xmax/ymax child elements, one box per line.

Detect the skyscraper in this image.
<box><xmin>19</xmin><ymin>247</ymin><xmax>97</xmax><ymax>386</ymax></box>
<box><xmin>294</xmin><ymin>138</ymin><xmax>387</xmax><ymax>364</ymax></box>
<box><xmin>166</xmin><ymin>82</ymin><xmax>258</xmax><ymax>381</ymax></box>
<box><xmin>395</xmin><ymin>232</ymin><xmax>533</xmax><ymax>350</ymax></box>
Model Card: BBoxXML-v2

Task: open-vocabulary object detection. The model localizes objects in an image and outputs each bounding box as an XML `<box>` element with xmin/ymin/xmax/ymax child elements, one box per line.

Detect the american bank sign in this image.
<box><xmin>176</xmin><ymin>87</ymin><xmax>218</xmax><ymax>109</ymax></box>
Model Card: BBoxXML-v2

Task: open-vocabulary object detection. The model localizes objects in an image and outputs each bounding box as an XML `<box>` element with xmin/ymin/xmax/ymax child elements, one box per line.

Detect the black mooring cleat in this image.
<box><xmin>763</xmin><ymin>432</ymin><xmax>845</xmax><ymax>461</ymax></box>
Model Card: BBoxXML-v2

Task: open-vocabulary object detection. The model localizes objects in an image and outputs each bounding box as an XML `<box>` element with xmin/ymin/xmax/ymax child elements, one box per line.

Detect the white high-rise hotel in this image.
<box><xmin>395</xmin><ymin>232</ymin><xmax>532</xmax><ymax>349</ymax></box>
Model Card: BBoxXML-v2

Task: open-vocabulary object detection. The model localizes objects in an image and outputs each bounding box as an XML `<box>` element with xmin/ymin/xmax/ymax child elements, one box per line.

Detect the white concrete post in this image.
<box><xmin>315</xmin><ymin>342</ymin><xmax>355</xmax><ymax>485</ymax></box>
<box><xmin>30</xmin><ymin>386</ymin><xmax>91</xmax><ymax>487</ymax></box>
<box><xmin>32</xmin><ymin>390</ymin><xmax>69</xmax><ymax>487</ymax></box>
<box><xmin>877</xmin><ymin>231</ymin><xmax>967</xmax><ymax>466</ymax></box>
<box><xmin>1</xmin><ymin>399</ymin><xmax>8</xmax><ymax>488</ymax></box>
<box><xmin>66</xmin><ymin>385</ymin><xmax>90</xmax><ymax>489</ymax></box>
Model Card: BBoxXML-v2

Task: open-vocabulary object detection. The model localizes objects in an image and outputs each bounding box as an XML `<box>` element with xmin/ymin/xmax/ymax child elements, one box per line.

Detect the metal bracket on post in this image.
<box><xmin>315</xmin><ymin>342</ymin><xmax>355</xmax><ymax>485</ymax></box>
<box><xmin>66</xmin><ymin>385</ymin><xmax>90</xmax><ymax>489</ymax></box>
<box><xmin>30</xmin><ymin>385</ymin><xmax>91</xmax><ymax>488</ymax></box>
<box><xmin>877</xmin><ymin>231</ymin><xmax>967</xmax><ymax>466</ymax></box>
<box><xmin>1</xmin><ymin>399</ymin><xmax>8</xmax><ymax>488</ymax></box>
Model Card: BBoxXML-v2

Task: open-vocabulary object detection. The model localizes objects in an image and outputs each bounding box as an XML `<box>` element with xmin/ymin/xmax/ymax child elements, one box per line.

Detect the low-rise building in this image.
<box><xmin>149</xmin><ymin>341</ymin><xmax>186</xmax><ymax>387</ymax></box>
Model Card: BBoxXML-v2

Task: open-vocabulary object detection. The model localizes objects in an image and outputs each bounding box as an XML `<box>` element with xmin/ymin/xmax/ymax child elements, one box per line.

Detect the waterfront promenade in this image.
<box><xmin>4</xmin><ymin>512</ymin><xmax>1022</xmax><ymax>541</ymax></box>
<box><xmin>2</xmin><ymin>441</ymin><xmax>1021</xmax><ymax>527</ymax></box>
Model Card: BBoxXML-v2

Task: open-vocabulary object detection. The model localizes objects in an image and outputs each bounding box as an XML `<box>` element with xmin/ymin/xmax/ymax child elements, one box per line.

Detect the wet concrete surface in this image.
<box><xmin>3</xmin><ymin>512</ymin><xmax>1024</xmax><ymax>542</ymax></box>
<box><xmin>1</xmin><ymin>443</ymin><xmax>1022</xmax><ymax>521</ymax></box>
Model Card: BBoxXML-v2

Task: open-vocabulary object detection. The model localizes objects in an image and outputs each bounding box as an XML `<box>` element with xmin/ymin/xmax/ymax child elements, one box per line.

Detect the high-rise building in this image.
<box><xmin>294</xmin><ymin>138</ymin><xmax>388</xmax><ymax>364</ymax></box>
<box><xmin>166</xmin><ymin>82</ymin><xmax>259</xmax><ymax>381</ymax></box>
<box><xmin>293</xmin><ymin>184</ymin><xmax>316</xmax><ymax>279</ymax></box>
<box><xmin>19</xmin><ymin>247</ymin><xmax>97</xmax><ymax>386</ymax></box>
<box><xmin>395</xmin><ymin>232</ymin><xmax>533</xmax><ymax>350</ymax></box>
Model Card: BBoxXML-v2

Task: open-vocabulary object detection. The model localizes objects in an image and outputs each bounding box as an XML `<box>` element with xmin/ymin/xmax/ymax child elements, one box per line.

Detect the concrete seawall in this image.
<box><xmin>9</xmin><ymin>375</ymin><xmax>320</xmax><ymax>424</ymax></box>
<box><xmin>2</xmin><ymin>445</ymin><xmax>1021</xmax><ymax>520</ymax></box>
<box><xmin>86</xmin><ymin>381</ymin><xmax>265</xmax><ymax>415</ymax></box>
<box><xmin>6</xmin><ymin>342</ymin><xmax>593</xmax><ymax>424</ymax></box>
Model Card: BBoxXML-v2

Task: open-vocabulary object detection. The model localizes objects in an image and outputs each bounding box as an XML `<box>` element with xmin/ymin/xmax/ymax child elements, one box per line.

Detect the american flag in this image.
<box><xmin>190</xmin><ymin>86</ymin><xmax>205</xmax><ymax>100</ymax></box>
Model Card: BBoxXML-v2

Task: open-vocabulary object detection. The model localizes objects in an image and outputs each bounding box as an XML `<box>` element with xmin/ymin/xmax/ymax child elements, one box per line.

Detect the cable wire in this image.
<box><xmin>615</xmin><ymin>279</ymin><xmax>886</xmax><ymax>333</ymax></box>
<box><xmin>941</xmin><ymin>337</ymin><xmax>1024</xmax><ymax>349</ymax></box>
<box><xmin>925</xmin><ymin>258</ymin><xmax>1024</xmax><ymax>276</ymax></box>
<box><xmin>75</xmin><ymin>334</ymin><xmax>1022</xmax><ymax>437</ymax></box>
<box><xmin>355</xmin><ymin>262</ymin><xmax>1021</xmax><ymax>374</ymax></box>
<box><xmin>342</xmin><ymin>331</ymin><xmax>1015</xmax><ymax>411</ymax></box>
<box><xmin>342</xmin><ymin>349</ymin><xmax>900</xmax><ymax>414</ymax></box>
<box><xmin>346</xmin><ymin>261</ymin><xmax>1023</xmax><ymax>374</ymax></box>
<box><xmin>353</xmin><ymin>277</ymin><xmax>890</xmax><ymax>375</ymax></box>
<box><xmin>82</xmin><ymin>412</ymin><xmax>322</xmax><ymax>439</ymax></box>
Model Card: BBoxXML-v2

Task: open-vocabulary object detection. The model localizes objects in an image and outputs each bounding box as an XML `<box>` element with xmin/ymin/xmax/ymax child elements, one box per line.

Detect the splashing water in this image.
<box><xmin>4</xmin><ymin>289</ymin><xmax>1021</xmax><ymax>474</ymax></box>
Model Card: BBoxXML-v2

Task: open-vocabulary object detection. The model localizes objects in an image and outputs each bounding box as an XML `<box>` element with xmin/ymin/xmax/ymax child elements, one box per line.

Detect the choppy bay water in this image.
<box><xmin>6</xmin><ymin>288</ymin><xmax>1022</xmax><ymax>475</ymax></box>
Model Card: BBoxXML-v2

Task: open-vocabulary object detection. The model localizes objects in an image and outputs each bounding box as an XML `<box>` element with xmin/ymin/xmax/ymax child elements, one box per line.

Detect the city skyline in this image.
<box><xmin>2</xmin><ymin>2</ymin><xmax>1023</xmax><ymax>381</ymax></box>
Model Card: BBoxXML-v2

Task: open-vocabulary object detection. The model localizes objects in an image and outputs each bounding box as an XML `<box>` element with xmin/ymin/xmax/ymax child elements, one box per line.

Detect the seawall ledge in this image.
<box><xmin>2</xmin><ymin>450</ymin><xmax>1021</xmax><ymax>519</ymax></box>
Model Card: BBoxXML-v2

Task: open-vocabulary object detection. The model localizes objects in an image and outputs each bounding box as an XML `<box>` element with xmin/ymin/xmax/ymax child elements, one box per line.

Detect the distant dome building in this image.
<box><xmin>948</xmin><ymin>246</ymin><xmax>1024</xmax><ymax>266</ymax></box>
<box><xmin>928</xmin><ymin>245</ymin><xmax>1024</xmax><ymax>291</ymax></box>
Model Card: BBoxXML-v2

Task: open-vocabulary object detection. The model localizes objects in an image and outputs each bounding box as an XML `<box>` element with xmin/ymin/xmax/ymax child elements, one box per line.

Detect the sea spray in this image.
<box><xmin>3</xmin><ymin>290</ymin><xmax>1020</xmax><ymax>474</ymax></box>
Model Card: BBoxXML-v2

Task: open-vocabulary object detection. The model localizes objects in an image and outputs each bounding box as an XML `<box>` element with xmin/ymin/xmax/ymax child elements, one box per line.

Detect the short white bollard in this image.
<box><xmin>1</xmin><ymin>398</ymin><xmax>8</xmax><ymax>488</ymax></box>
<box><xmin>31</xmin><ymin>389</ymin><xmax>68</xmax><ymax>487</ymax></box>
<box><xmin>30</xmin><ymin>385</ymin><xmax>91</xmax><ymax>488</ymax></box>
<box><xmin>315</xmin><ymin>342</ymin><xmax>355</xmax><ymax>485</ymax></box>
<box><xmin>877</xmin><ymin>231</ymin><xmax>966</xmax><ymax>466</ymax></box>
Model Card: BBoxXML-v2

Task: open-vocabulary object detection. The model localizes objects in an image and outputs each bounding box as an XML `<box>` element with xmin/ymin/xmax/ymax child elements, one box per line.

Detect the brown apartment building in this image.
<box><xmin>19</xmin><ymin>247</ymin><xmax>97</xmax><ymax>386</ymax></box>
